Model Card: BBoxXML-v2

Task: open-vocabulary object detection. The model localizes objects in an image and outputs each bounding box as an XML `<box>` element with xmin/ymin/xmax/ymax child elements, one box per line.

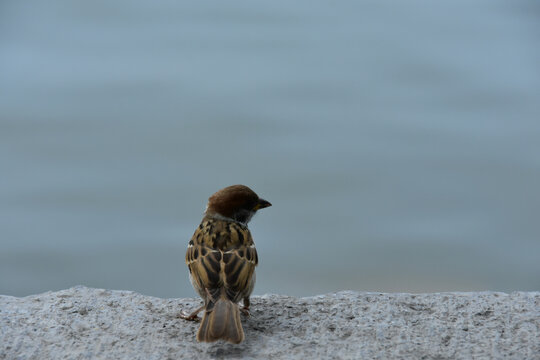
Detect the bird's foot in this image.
<box><xmin>178</xmin><ymin>306</ymin><xmax>204</xmax><ymax>322</ymax></box>
<box><xmin>240</xmin><ymin>306</ymin><xmax>251</xmax><ymax>317</ymax></box>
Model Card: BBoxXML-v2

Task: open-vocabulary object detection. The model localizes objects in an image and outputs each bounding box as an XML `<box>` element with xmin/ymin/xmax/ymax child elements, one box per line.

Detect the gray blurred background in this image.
<box><xmin>1</xmin><ymin>0</ymin><xmax>539</xmax><ymax>298</ymax></box>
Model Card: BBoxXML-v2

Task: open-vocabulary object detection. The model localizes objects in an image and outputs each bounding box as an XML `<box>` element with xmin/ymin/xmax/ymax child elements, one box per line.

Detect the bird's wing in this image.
<box><xmin>186</xmin><ymin>238</ymin><xmax>223</xmax><ymax>297</ymax></box>
<box><xmin>222</xmin><ymin>243</ymin><xmax>258</xmax><ymax>301</ymax></box>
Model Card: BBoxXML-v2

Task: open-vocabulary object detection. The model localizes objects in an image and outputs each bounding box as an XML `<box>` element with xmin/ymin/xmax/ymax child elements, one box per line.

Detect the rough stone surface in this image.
<box><xmin>1</xmin><ymin>287</ymin><xmax>539</xmax><ymax>359</ymax></box>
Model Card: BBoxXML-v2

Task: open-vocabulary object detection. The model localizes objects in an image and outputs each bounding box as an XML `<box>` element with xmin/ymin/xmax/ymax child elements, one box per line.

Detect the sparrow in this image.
<box><xmin>180</xmin><ymin>185</ymin><xmax>271</xmax><ymax>344</ymax></box>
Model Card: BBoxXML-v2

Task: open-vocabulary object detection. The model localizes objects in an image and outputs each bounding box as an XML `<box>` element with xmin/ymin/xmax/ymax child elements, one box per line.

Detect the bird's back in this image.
<box><xmin>186</xmin><ymin>217</ymin><xmax>258</xmax><ymax>303</ymax></box>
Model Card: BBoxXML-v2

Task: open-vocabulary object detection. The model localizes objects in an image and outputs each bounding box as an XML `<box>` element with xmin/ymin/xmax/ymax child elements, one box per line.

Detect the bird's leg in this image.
<box><xmin>205</xmin><ymin>288</ymin><xmax>215</xmax><ymax>302</ymax></box>
<box><xmin>240</xmin><ymin>297</ymin><xmax>251</xmax><ymax>317</ymax></box>
<box><xmin>178</xmin><ymin>305</ymin><xmax>204</xmax><ymax>322</ymax></box>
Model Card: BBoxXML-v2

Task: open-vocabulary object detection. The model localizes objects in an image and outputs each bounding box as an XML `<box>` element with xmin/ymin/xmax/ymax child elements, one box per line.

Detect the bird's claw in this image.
<box><xmin>178</xmin><ymin>310</ymin><xmax>201</xmax><ymax>322</ymax></box>
<box><xmin>240</xmin><ymin>306</ymin><xmax>251</xmax><ymax>317</ymax></box>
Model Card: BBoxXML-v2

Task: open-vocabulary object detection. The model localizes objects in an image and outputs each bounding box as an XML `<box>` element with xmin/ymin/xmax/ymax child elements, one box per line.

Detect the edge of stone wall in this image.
<box><xmin>1</xmin><ymin>286</ymin><xmax>539</xmax><ymax>359</ymax></box>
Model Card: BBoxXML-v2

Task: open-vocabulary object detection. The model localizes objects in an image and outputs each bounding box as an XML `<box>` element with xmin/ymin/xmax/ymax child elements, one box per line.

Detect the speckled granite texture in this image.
<box><xmin>1</xmin><ymin>286</ymin><xmax>539</xmax><ymax>359</ymax></box>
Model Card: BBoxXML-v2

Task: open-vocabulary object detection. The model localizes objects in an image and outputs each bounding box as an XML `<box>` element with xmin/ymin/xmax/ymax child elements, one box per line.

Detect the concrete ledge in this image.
<box><xmin>1</xmin><ymin>286</ymin><xmax>539</xmax><ymax>359</ymax></box>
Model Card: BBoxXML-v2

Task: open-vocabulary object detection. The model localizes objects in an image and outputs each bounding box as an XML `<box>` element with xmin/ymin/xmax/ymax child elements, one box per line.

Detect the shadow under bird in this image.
<box><xmin>180</xmin><ymin>185</ymin><xmax>272</xmax><ymax>344</ymax></box>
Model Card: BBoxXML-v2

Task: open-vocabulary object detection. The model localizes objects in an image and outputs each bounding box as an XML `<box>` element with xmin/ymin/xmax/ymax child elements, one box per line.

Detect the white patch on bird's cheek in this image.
<box><xmin>233</xmin><ymin>209</ymin><xmax>256</xmax><ymax>225</ymax></box>
<box><xmin>209</xmin><ymin>213</ymin><xmax>237</xmax><ymax>222</ymax></box>
<box><xmin>207</xmin><ymin>213</ymin><xmax>250</xmax><ymax>227</ymax></box>
<box><xmin>244</xmin><ymin>211</ymin><xmax>255</xmax><ymax>224</ymax></box>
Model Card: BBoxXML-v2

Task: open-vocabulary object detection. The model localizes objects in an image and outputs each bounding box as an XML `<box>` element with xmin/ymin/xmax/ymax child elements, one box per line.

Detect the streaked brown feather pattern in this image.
<box><xmin>186</xmin><ymin>217</ymin><xmax>258</xmax><ymax>305</ymax></box>
<box><xmin>182</xmin><ymin>185</ymin><xmax>270</xmax><ymax>344</ymax></box>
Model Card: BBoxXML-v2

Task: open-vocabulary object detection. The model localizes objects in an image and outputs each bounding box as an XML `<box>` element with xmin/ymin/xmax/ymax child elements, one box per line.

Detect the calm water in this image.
<box><xmin>1</xmin><ymin>0</ymin><xmax>539</xmax><ymax>298</ymax></box>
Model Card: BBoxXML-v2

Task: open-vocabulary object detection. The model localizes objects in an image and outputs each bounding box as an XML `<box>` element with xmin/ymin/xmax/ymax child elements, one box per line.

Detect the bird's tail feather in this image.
<box><xmin>197</xmin><ymin>296</ymin><xmax>244</xmax><ymax>344</ymax></box>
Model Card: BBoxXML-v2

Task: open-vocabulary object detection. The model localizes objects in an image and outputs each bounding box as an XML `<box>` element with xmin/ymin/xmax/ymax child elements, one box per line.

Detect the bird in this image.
<box><xmin>180</xmin><ymin>185</ymin><xmax>271</xmax><ymax>344</ymax></box>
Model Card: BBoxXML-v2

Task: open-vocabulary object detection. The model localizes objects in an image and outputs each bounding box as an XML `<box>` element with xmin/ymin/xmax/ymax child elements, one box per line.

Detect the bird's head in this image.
<box><xmin>205</xmin><ymin>185</ymin><xmax>271</xmax><ymax>224</ymax></box>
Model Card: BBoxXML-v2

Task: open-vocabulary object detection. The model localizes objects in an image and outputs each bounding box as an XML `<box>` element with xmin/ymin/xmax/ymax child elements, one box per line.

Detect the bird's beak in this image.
<box><xmin>253</xmin><ymin>198</ymin><xmax>272</xmax><ymax>210</ymax></box>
